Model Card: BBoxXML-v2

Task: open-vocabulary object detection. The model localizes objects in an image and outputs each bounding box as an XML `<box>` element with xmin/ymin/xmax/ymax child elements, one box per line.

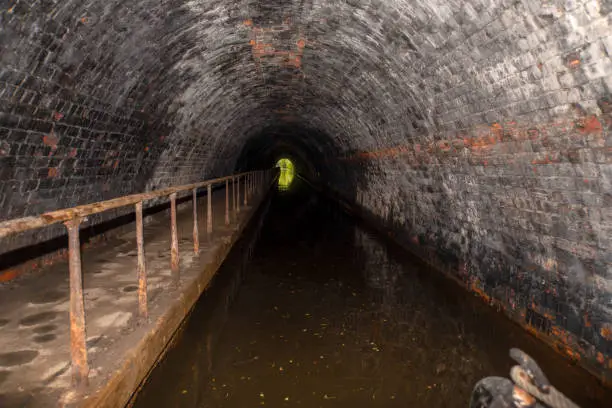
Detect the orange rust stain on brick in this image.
<box><xmin>490</xmin><ymin>122</ymin><xmax>503</xmax><ymax>140</ymax></box>
<box><xmin>43</xmin><ymin>133</ymin><xmax>59</xmax><ymax>148</ymax></box>
<box><xmin>466</xmin><ymin>136</ymin><xmax>496</xmax><ymax>152</ymax></box>
<box><xmin>438</xmin><ymin>140</ymin><xmax>451</xmax><ymax>151</ymax></box>
<box><xmin>48</xmin><ymin>167</ymin><xmax>59</xmax><ymax>177</ymax></box>
<box><xmin>601</xmin><ymin>324</ymin><xmax>612</xmax><ymax>340</ymax></box>
<box><xmin>247</xmin><ymin>23</ymin><xmax>306</xmax><ymax>71</ymax></box>
<box><xmin>551</xmin><ymin>326</ymin><xmax>564</xmax><ymax>339</ymax></box>
<box><xmin>577</xmin><ymin>115</ymin><xmax>603</xmax><ymax>134</ymax></box>
<box><xmin>0</xmin><ymin>269</ymin><xmax>18</xmax><ymax>283</ymax></box>
<box><xmin>342</xmin><ymin>114</ymin><xmax>608</xmax><ymax>163</ymax></box>
<box><xmin>565</xmin><ymin>347</ymin><xmax>581</xmax><ymax>361</ymax></box>
<box><xmin>470</xmin><ymin>281</ymin><xmax>491</xmax><ymax>303</ymax></box>
<box><xmin>288</xmin><ymin>55</ymin><xmax>301</xmax><ymax>69</ymax></box>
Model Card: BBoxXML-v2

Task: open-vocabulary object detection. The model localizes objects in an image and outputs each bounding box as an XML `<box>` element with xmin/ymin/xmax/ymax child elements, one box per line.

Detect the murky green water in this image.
<box><xmin>133</xmin><ymin>179</ymin><xmax>611</xmax><ymax>407</ymax></box>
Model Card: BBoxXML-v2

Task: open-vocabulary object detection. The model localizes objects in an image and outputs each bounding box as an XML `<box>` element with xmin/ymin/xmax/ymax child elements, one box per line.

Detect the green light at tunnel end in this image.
<box><xmin>276</xmin><ymin>158</ymin><xmax>295</xmax><ymax>190</ymax></box>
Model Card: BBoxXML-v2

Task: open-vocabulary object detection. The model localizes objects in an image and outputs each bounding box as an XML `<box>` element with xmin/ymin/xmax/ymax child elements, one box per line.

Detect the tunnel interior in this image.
<box><xmin>1</xmin><ymin>0</ymin><xmax>612</xmax><ymax>389</ymax></box>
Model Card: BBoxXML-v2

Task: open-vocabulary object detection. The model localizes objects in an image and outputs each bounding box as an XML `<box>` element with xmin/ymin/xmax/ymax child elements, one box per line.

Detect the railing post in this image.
<box><xmin>135</xmin><ymin>202</ymin><xmax>148</xmax><ymax>319</ymax></box>
<box><xmin>225</xmin><ymin>179</ymin><xmax>230</xmax><ymax>226</ymax></box>
<box><xmin>244</xmin><ymin>174</ymin><xmax>248</xmax><ymax>206</ymax></box>
<box><xmin>232</xmin><ymin>177</ymin><xmax>236</xmax><ymax>217</ymax></box>
<box><xmin>192</xmin><ymin>189</ymin><xmax>199</xmax><ymax>254</ymax></box>
<box><xmin>237</xmin><ymin>176</ymin><xmax>241</xmax><ymax>213</ymax></box>
<box><xmin>207</xmin><ymin>183</ymin><xmax>212</xmax><ymax>236</ymax></box>
<box><xmin>170</xmin><ymin>193</ymin><xmax>179</xmax><ymax>279</ymax></box>
<box><xmin>64</xmin><ymin>217</ymin><xmax>89</xmax><ymax>387</ymax></box>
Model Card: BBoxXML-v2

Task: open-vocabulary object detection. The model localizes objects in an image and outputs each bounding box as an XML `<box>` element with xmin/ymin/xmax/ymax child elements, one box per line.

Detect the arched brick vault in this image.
<box><xmin>1</xmin><ymin>0</ymin><xmax>612</xmax><ymax>379</ymax></box>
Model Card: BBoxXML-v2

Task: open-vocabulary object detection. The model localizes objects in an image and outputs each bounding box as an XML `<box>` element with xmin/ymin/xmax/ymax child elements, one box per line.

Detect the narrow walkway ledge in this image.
<box><xmin>0</xmin><ymin>172</ymin><xmax>274</xmax><ymax>407</ymax></box>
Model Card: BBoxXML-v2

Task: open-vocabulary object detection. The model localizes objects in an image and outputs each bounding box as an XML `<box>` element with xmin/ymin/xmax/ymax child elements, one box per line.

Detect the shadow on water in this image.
<box><xmin>133</xmin><ymin>177</ymin><xmax>612</xmax><ymax>408</ymax></box>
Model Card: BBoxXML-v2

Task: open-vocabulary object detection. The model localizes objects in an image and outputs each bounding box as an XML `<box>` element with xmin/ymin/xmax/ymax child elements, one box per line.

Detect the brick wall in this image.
<box><xmin>335</xmin><ymin>110</ymin><xmax>612</xmax><ymax>383</ymax></box>
<box><xmin>0</xmin><ymin>0</ymin><xmax>192</xmax><ymax>253</ymax></box>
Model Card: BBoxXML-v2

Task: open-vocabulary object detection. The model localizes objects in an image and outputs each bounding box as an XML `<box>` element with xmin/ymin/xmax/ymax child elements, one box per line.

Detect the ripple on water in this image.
<box><xmin>19</xmin><ymin>311</ymin><xmax>59</xmax><ymax>327</ymax></box>
<box><xmin>0</xmin><ymin>350</ymin><xmax>38</xmax><ymax>367</ymax></box>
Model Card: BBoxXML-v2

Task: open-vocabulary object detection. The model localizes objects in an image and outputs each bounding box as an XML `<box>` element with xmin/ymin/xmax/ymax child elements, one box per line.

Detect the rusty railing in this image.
<box><xmin>0</xmin><ymin>168</ymin><xmax>275</xmax><ymax>388</ymax></box>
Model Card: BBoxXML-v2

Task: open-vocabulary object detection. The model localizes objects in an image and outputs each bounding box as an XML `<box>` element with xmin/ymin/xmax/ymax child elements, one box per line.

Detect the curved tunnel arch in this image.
<box><xmin>5</xmin><ymin>0</ymin><xmax>606</xmax><ymax>186</ymax></box>
<box><xmin>1</xmin><ymin>0</ymin><xmax>612</xmax><ymax>381</ymax></box>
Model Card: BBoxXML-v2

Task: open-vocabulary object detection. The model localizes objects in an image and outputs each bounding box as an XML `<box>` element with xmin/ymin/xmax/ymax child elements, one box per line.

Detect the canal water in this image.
<box><xmin>133</xmin><ymin>178</ymin><xmax>611</xmax><ymax>407</ymax></box>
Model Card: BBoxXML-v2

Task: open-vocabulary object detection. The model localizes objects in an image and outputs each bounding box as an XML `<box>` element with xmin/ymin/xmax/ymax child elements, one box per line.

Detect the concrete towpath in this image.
<box><xmin>0</xmin><ymin>180</ymin><xmax>271</xmax><ymax>407</ymax></box>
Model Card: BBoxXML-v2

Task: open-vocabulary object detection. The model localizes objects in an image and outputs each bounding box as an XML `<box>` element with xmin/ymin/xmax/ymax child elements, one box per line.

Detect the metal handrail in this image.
<box><xmin>0</xmin><ymin>168</ymin><xmax>275</xmax><ymax>389</ymax></box>
<box><xmin>0</xmin><ymin>171</ymin><xmax>254</xmax><ymax>238</ymax></box>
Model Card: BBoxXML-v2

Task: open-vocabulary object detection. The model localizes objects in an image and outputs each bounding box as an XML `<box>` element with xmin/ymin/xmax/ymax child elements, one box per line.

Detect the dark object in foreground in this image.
<box><xmin>470</xmin><ymin>348</ymin><xmax>580</xmax><ymax>408</ymax></box>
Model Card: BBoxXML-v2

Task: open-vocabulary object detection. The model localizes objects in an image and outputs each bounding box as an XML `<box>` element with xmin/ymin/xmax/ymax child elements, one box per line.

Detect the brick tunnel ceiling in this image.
<box><xmin>7</xmin><ymin>0</ymin><xmax>612</xmax><ymax>197</ymax></box>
